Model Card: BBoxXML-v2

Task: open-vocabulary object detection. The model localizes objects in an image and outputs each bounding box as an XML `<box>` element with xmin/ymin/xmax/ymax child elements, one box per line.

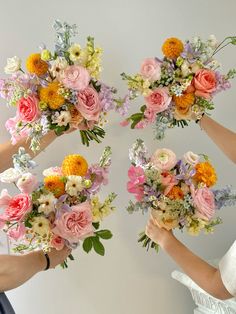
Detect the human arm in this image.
<box><xmin>199</xmin><ymin>115</ymin><xmax>236</xmax><ymax>164</ymax></box>
<box><xmin>0</xmin><ymin>246</ymin><xmax>71</xmax><ymax>292</ymax></box>
<box><xmin>145</xmin><ymin>216</ymin><xmax>233</xmax><ymax>300</ymax></box>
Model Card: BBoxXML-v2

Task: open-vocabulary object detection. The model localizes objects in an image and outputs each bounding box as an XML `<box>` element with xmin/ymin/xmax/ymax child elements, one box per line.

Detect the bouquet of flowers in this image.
<box><xmin>120</xmin><ymin>35</ymin><xmax>236</xmax><ymax>140</ymax></box>
<box><xmin>0</xmin><ymin>20</ymin><xmax>121</xmax><ymax>152</ymax></box>
<box><xmin>0</xmin><ymin>147</ymin><xmax>116</xmax><ymax>267</ymax></box>
<box><xmin>126</xmin><ymin>139</ymin><xmax>236</xmax><ymax>252</ymax></box>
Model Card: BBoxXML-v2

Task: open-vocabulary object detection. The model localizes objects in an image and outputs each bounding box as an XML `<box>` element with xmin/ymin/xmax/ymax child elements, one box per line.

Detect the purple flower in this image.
<box><xmin>86</xmin><ymin>164</ymin><xmax>109</xmax><ymax>194</ymax></box>
<box><xmin>99</xmin><ymin>82</ymin><xmax>116</xmax><ymax>111</ymax></box>
<box><xmin>175</xmin><ymin>160</ymin><xmax>196</xmax><ymax>185</ymax></box>
<box><xmin>181</xmin><ymin>43</ymin><xmax>201</xmax><ymax>63</ymax></box>
<box><xmin>213</xmin><ymin>71</ymin><xmax>231</xmax><ymax>95</ymax></box>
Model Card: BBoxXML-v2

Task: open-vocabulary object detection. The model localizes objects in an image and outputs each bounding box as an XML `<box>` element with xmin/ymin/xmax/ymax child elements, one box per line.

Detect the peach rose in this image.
<box><xmin>51</xmin><ymin>234</ymin><xmax>65</xmax><ymax>250</ymax></box>
<box><xmin>52</xmin><ymin>201</ymin><xmax>94</xmax><ymax>243</ymax></box>
<box><xmin>1</xmin><ymin>193</ymin><xmax>32</xmax><ymax>222</ymax></box>
<box><xmin>145</xmin><ymin>87</ymin><xmax>171</xmax><ymax>113</ymax></box>
<box><xmin>76</xmin><ymin>87</ymin><xmax>101</xmax><ymax>121</ymax></box>
<box><xmin>193</xmin><ymin>69</ymin><xmax>217</xmax><ymax>99</ymax></box>
<box><xmin>140</xmin><ymin>58</ymin><xmax>161</xmax><ymax>81</ymax></box>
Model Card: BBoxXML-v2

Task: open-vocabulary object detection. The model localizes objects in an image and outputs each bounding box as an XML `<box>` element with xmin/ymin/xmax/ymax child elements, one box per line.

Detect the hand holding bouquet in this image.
<box><xmin>1</xmin><ymin>20</ymin><xmax>121</xmax><ymax>152</ymax></box>
<box><xmin>127</xmin><ymin>139</ymin><xmax>236</xmax><ymax>252</ymax></box>
<box><xmin>120</xmin><ymin>36</ymin><xmax>236</xmax><ymax>139</ymax></box>
<box><xmin>0</xmin><ymin>147</ymin><xmax>116</xmax><ymax>267</ymax></box>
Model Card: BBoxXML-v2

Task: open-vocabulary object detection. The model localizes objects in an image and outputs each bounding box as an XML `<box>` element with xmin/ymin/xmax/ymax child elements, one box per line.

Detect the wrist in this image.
<box><xmin>160</xmin><ymin>231</ymin><xmax>176</xmax><ymax>250</ymax></box>
<box><xmin>34</xmin><ymin>251</ymin><xmax>49</xmax><ymax>272</ymax></box>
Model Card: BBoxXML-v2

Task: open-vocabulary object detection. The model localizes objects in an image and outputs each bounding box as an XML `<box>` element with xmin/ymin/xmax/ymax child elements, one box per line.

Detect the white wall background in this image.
<box><xmin>0</xmin><ymin>0</ymin><xmax>236</xmax><ymax>313</ymax></box>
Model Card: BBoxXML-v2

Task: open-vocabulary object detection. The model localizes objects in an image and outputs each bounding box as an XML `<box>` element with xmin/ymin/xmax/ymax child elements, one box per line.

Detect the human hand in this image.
<box><xmin>145</xmin><ymin>215</ymin><xmax>174</xmax><ymax>249</ymax></box>
<box><xmin>47</xmin><ymin>246</ymin><xmax>72</xmax><ymax>269</ymax></box>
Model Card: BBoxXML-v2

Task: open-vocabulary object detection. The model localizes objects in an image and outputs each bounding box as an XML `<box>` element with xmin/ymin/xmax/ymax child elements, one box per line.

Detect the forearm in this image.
<box><xmin>0</xmin><ymin>251</ymin><xmax>46</xmax><ymax>292</ymax></box>
<box><xmin>200</xmin><ymin>115</ymin><xmax>236</xmax><ymax>164</ymax></box>
<box><xmin>163</xmin><ymin>234</ymin><xmax>233</xmax><ymax>299</ymax></box>
<box><xmin>0</xmin><ymin>131</ymin><xmax>56</xmax><ymax>172</ymax></box>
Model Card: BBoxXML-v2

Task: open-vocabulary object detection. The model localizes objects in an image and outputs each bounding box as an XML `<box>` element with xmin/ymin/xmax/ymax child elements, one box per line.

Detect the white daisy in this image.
<box><xmin>32</xmin><ymin>216</ymin><xmax>50</xmax><ymax>236</ymax></box>
<box><xmin>38</xmin><ymin>193</ymin><xmax>56</xmax><ymax>215</ymax></box>
<box><xmin>65</xmin><ymin>175</ymin><xmax>84</xmax><ymax>196</ymax></box>
<box><xmin>50</xmin><ymin>57</ymin><xmax>68</xmax><ymax>78</ymax></box>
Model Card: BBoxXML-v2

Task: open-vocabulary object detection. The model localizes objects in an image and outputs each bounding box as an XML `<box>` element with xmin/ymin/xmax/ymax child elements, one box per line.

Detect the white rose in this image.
<box><xmin>0</xmin><ymin>168</ymin><xmax>21</xmax><ymax>183</ymax></box>
<box><xmin>183</xmin><ymin>151</ymin><xmax>200</xmax><ymax>166</ymax></box>
<box><xmin>4</xmin><ymin>56</ymin><xmax>21</xmax><ymax>74</ymax></box>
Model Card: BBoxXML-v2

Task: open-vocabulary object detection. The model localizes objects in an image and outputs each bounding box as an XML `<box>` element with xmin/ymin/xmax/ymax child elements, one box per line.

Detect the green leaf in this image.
<box><xmin>92</xmin><ymin>222</ymin><xmax>100</xmax><ymax>230</ymax></box>
<box><xmin>140</xmin><ymin>105</ymin><xmax>146</xmax><ymax>113</ymax></box>
<box><xmin>90</xmin><ymin>80</ymin><xmax>101</xmax><ymax>93</ymax></box>
<box><xmin>83</xmin><ymin>237</ymin><xmax>93</xmax><ymax>253</ymax></box>
<box><xmin>91</xmin><ymin>237</ymin><xmax>105</xmax><ymax>256</ymax></box>
<box><xmin>96</xmin><ymin>230</ymin><xmax>113</xmax><ymax>240</ymax></box>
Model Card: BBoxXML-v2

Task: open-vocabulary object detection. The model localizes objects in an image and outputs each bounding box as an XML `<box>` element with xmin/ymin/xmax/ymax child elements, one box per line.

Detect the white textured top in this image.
<box><xmin>219</xmin><ymin>241</ymin><xmax>236</xmax><ymax>297</ymax></box>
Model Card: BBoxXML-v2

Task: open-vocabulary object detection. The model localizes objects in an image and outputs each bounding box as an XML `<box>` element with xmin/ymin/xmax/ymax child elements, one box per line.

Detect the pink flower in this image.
<box><xmin>8</xmin><ymin>223</ymin><xmax>26</xmax><ymax>241</ymax></box>
<box><xmin>76</xmin><ymin>87</ymin><xmax>101</xmax><ymax>121</ymax></box>
<box><xmin>120</xmin><ymin>120</ymin><xmax>130</xmax><ymax>127</ymax></box>
<box><xmin>135</xmin><ymin>120</ymin><xmax>149</xmax><ymax>129</ymax></box>
<box><xmin>5</xmin><ymin>116</ymin><xmax>29</xmax><ymax>145</ymax></box>
<box><xmin>52</xmin><ymin>201</ymin><xmax>94</xmax><ymax>243</ymax></box>
<box><xmin>145</xmin><ymin>87</ymin><xmax>171</xmax><ymax>113</ymax></box>
<box><xmin>61</xmin><ymin>65</ymin><xmax>90</xmax><ymax>91</ymax></box>
<box><xmin>144</xmin><ymin>108</ymin><xmax>156</xmax><ymax>123</ymax></box>
<box><xmin>127</xmin><ymin>165</ymin><xmax>145</xmax><ymax>201</ymax></box>
<box><xmin>51</xmin><ymin>234</ymin><xmax>65</xmax><ymax>250</ymax></box>
<box><xmin>43</xmin><ymin>167</ymin><xmax>63</xmax><ymax>177</ymax></box>
<box><xmin>161</xmin><ymin>172</ymin><xmax>178</xmax><ymax>195</ymax></box>
<box><xmin>191</xmin><ymin>185</ymin><xmax>216</xmax><ymax>221</ymax></box>
<box><xmin>1</xmin><ymin>193</ymin><xmax>32</xmax><ymax>222</ymax></box>
<box><xmin>193</xmin><ymin>69</ymin><xmax>217</xmax><ymax>99</ymax></box>
<box><xmin>16</xmin><ymin>173</ymin><xmax>39</xmax><ymax>194</ymax></box>
<box><xmin>140</xmin><ymin>58</ymin><xmax>161</xmax><ymax>81</ymax></box>
<box><xmin>151</xmin><ymin>148</ymin><xmax>177</xmax><ymax>171</ymax></box>
<box><xmin>0</xmin><ymin>189</ymin><xmax>12</xmax><ymax>208</ymax></box>
<box><xmin>17</xmin><ymin>95</ymin><xmax>40</xmax><ymax>123</ymax></box>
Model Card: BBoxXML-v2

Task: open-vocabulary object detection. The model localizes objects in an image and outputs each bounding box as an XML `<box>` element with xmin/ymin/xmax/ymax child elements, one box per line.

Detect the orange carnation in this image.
<box><xmin>62</xmin><ymin>154</ymin><xmax>88</xmax><ymax>177</ymax></box>
<box><xmin>194</xmin><ymin>161</ymin><xmax>217</xmax><ymax>187</ymax></box>
<box><xmin>167</xmin><ymin>186</ymin><xmax>184</xmax><ymax>200</ymax></box>
<box><xmin>173</xmin><ymin>92</ymin><xmax>195</xmax><ymax>113</ymax></box>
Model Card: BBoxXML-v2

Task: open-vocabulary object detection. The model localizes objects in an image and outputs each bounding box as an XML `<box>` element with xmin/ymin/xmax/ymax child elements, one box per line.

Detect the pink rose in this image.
<box><xmin>5</xmin><ymin>116</ymin><xmax>30</xmax><ymax>145</ymax></box>
<box><xmin>61</xmin><ymin>65</ymin><xmax>90</xmax><ymax>91</ymax></box>
<box><xmin>145</xmin><ymin>88</ymin><xmax>171</xmax><ymax>113</ymax></box>
<box><xmin>17</xmin><ymin>95</ymin><xmax>40</xmax><ymax>123</ymax></box>
<box><xmin>43</xmin><ymin>167</ymin><xmax>63</xmax><ymax>177</ymax></box>
<box><xmin>144</xmin><ymin>108</ymin><xmax>156</xmax><ymax>123</ymax></box>
<box><xmin>191</xmin><ymin>186</ymin><xmax>216</xmax><ymax>221</ymax></box>
<box><xmin>193</xmin><ymin>69</ymin><xmax>217</xmax><ymax>99</ymax></box>
<box><xmin>151</xmin><ymin>148</ymin><xmax>177</xmax><ymax>171</ymax></box>
<box><xmin>8</xmin><ymin>223</ymin><xmax>26</xmax><ymax>241</ymax></box>
<box><xmin>52</xmin><ymin>201</ymin><xmax>94</xmax><ymax>243</ymax></box>
<box><xmin>76</xmin><ymin>87</ymin><xmax>101</xmax><ymax>121</ymax></box>
<box><xmin>161</xmin><ymin>172</ymin><xmax>178</xmax><ymax>195</ymax></box>
<box><xmin>1</xmin><ymin>193</ymin><xmax>32</xmax><ymax>222</ymax></box>
<box><xmin>51</xmin><ymin>234</ymin><xmax>65</xmax><ymax>250</ymax></box>
<box><xmin>140</xmin><ymin>58</ymin><xmax>162</xmax><ymax>81</ymax></box>
<box><xmin>127</xmin><ymin>165</ymin><xmax>145</xmax><ymax>201</ymax></box>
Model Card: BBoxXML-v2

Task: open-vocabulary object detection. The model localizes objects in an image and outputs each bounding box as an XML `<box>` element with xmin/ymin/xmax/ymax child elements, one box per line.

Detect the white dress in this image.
<box><xmin>219</xmin><ymin>241</ymin><xmax>236</xmax><ymax>297</ymax></box>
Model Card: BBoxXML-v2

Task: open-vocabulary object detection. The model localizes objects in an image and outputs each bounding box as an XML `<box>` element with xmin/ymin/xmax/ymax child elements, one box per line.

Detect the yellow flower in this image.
<box><xmin>39</xmin><ymin>82</ymin><xmax>65</xmax><ymax>110</ymax></box>
<box><xmin>194</xmin><ymin>161</ymin><xmax>217</xmax><ymax>187</ymax></box>
<box><xmin>26</xmin><ymin>53</ymin><xmax>49</xmax><ymax>76</ymax></box>
<box><xmin>41</xmin><ymin>49</ymin><xmax>52</xmax><ymax>62</ymax></box>
<box><xmin>31</xmin><ymin>216</ymin><xmax>50</xmax><ymax>236</ymax></box>
<box><xmin>68</xmin><ymin>44</ymin><xmax>81</xmax><ymax>62</ymax></box>
<box><xmin>162</xmin><ymin>38</ymin><xmax>184</xmax><ymax>59</ymax></box>
<box><xmin>62</xmin><ymin>154</ymin><xmax>88</xmax><ymax>177</ymax></box>
<box><xmin>44</xmin><ymin>176</ymin><xmax>65</xmax><ymax>198</ymax></box>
